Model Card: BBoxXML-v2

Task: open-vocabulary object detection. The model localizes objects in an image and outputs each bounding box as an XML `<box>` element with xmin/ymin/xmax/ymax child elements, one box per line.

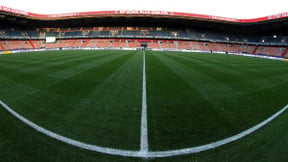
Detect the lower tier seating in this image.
<box><xmin>0</xmin><ymin>39</ymin><xmax>287</xmax><ymax>58</ymax></box>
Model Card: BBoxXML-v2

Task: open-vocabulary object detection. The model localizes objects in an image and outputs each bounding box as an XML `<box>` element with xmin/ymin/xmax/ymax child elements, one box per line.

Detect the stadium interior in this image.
<box><xmin>1</xmin><ymin>5</ymin><xmax>288</xmax><ymax>161</ymax></box>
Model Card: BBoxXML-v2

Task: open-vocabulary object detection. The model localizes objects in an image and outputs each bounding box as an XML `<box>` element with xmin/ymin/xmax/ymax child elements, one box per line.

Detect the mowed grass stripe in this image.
<box><xmin>0</xmin><ymin>50</ymin><xmax>118</xmax><ymax>72</ymax></box>
<box><xmin>171</xmin><ymin>52</ymin><xmax>288</xmax><ymax>79</ymax></box>
<box><xmin>45</xmin><ymin>53</ymin><xmax>134</xmax><ymax>97</ymax></box>
<box><xmin>1</xmin><ymin>51</ymin><xmax>125</xmax><ymax>119</ymax></box>
<box><xmin>146</xmin><ymin>51</ymin><xmax>288</xmax><ymax>150</ymax></box>
<box><xmin>165</xmin><ymin>52</ymin><xmax>288</xmax><ymax>106</ymax></box>
<box><xmin>174</xmin><ymin>52</ymin><xmax>287</xmax><ymax>74</ymax></box>
<box><xmin>162</xmin><ymin>52</ymin><xmax>288</xmax><ymax>128</ymax></box>
<box><xmin>0</xmin><ymin>51</ymin><xmax>125</xmax><ymax>102</ymax></box>
<box><xmin>0</xmin><ymin>51</ymin><xmax>111</xmax><ymax>81</ymax></box>
<box><xmin>0</xmin><ymin>51</ymin><xmax>82</xmax><ymax>68</ymax></box>
<box><xmin>0</xmin><ymin>50</ymin><xmax>142</xmax><ymax>150</ymax></box>
<box><xmin>165</xmin><ymin>52</ymin><xmax>288</xmax><ymax>97</ymax></box>
<box><xmin>0</xmin><ymin>50</ymin><xmax>117</xmax><ymax>73</ymax></box>
<box><xmin>147</xmin><ymin>51</ymin><xmax>239</xmax><ymax>150</ymax></box>
<box><xmin>146</xmin><ymin>51</ymin><xmax>221</xmax><ymax>150</ymax></box>
<box><xmin>0</xmin><ymin>50</ymin><xmax>92</xmax><ymax>62</ymax></box>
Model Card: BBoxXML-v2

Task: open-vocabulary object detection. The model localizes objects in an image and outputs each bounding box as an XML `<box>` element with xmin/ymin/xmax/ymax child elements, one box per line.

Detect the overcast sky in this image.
<box><xmin>2</xmin><ymin>0</ymin><xmax>288</xmax><ymax>19</ymax></box>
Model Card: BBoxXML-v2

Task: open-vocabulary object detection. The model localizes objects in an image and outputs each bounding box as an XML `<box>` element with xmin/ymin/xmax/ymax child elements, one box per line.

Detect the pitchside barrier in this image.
<box><xmin>0</xmin><ymin>47</ymin><xmax>286</xmax><ymax>61</ymax></box>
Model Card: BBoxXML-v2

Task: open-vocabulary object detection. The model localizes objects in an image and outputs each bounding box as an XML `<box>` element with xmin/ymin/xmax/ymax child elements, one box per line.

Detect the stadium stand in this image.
<box><xmin>6</xmin><ymin>31</ymin><xmax>22</xmax><ymax>37</ymax></box>
<box><xmin>95</xmin><ymin>39</ymin><xmax>111</xmax><ymax>48</ymax></box>
<box><xmin>147</xmin><ymin>41</ymin><xmax>160</xmax><ymax>49</ymax></box>
<box><xmin>0</xmin><ymin>38</ymin><xmax>286</xmax><ymax>57</ymax></box>
<box><xmin>122</xmin><ymin>31</ymin><xmax>142</xmax><ymax>37</ymax></box>
<box><xmin>128</xmin><ymin>41</ymin><xmax>141</xmax><ymax>48</ymax></box>
<box><xmin>31</xmin><ymin>40</ymin><xmax>43</xmax><ymax>48</ymax></box>
<box><xmin>191</xmin><ymin>42</ymin><xmax>209</xmax><ymax>51</ymax></box>
<box><xmin>27</xmin><ymin>31</ymin><xmax>40</xmax><ymax>38</ymax></box>
<box><xmin>146</xmin><ymin>30</ymin><xmax>168</xmax><ymax>37</ymax></box>
<box><xmin>0</xmin><ymin>42</ymin><xmax>4</xmax><ymax>50</ymax></box>
<box><xmin>0</xmin><ymin>26</ymin><xmax>287</xmax><ymax>58</ymax></box>
<box><xmin>169</xmin><ymin>42</ymin><xmax>177</xmax><ymax>49</ymax></box>
<box><xmin>255</xmin><ymin>46</ymin><xmax>285</xmax><ymax>56</ymax></box>
<box><xmin>284</xmin><ymin>48</ymin><xmax>288</xmax><ymax>57</ymax></box>
<box><xmin>44</xmin><ymin>42</ymin><xmax>58</xmax><ymax>48</ymax></box>
<box><xmin>238</xmin><ymin>45</ymin><xmax>256</xmax><ymax>53</ymax></box>
<box><xmin>45</xmin><ymin>32</ymin><xmax>59</xmax><ymax>37</ymax></box>
<box><xmin>110</xmin><ymin>40</ymin><xmax>127</xmax><ymax>48</ymax></box>
<box><xmin>0</xmin><ymin>41</ymin><xmax>9</xmax><ymax>50</ymax></box>
<box><xmin>86</xmin><ymin>39</ymin><xmax>98</xmax><ymax>48</ymax></box>
<box><xmin>6</xmin><ymin>40</ymin><xmax>33</xmax><ymax>49</ymax></box>
<box><xmin>80</xmin><ymin>39</ymin><xmax>90</xmax><ymax>47</ymax></box>
<box><xmin>64</xmin><ymin>31</ymin><xmax>82</xmax><ymax>37</ymax></box>
<box><xmin>178</xmin><ymin>41</ymin><xmax>193</xmax><ymax>50</ymax></box>
<box><xmin>1</xmin><ymin>27</ymin><xmax>288</xmax><ymax>47</ymax></box>
<box><xmin>264</xmin><ymin>37</ymin><xmax>284</xmax><ymax>44</ymax></box>
<box><xmin>160</xmin><ymin>42</ymin><xmax>170</xmax><ymax>49</ymax></box>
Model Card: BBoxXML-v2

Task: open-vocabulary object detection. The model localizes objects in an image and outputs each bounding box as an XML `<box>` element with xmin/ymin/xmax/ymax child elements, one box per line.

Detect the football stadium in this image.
<box><xmin>1</xmin><ymin>1</ymin><xmax>288</xmax><ymax>161</ymax></box>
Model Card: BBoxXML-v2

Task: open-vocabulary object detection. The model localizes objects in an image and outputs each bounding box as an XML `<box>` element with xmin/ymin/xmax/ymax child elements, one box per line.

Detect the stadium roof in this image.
<box><xmin>1</xmin><ymin>0</ymin><xmax>288</xmax><ymax>20</ymax></box>
<box><xmin>2</xmin><ymin>1</ymin><xmax>288</xmax><ymax>35</ymax></box>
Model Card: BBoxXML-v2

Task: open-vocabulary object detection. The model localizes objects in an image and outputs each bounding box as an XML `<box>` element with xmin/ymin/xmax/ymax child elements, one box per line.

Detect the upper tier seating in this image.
<box><xmin>6</xmin><ymin>31</ymin><xmax>22</xmax><ymax>37</ymax></box>
<box><xmin>0</xmin><ymin>27</ymin><xmax>288</xmax><ymax>46</ymax></box>
<box><xmin>146</xmin><ymin>31</ymin><xmax>168</xmax><ymax>37</ymax></box>
<box><xmin>88</xmin><ymin>31</ymin><xmax>110</xmax><ymax>37</ymax></box>
<box><xmin>263</xmin><ymin>37</ymin><xmax>285</xmax><ymax>44</ymax></box>
<box><xmin>64</xmin><ymin>31</ymin><xmax>82</xmax><ymax>37</ymax></box>
<box><xmin>46</xmin><ymin>32</ymin><xmax>59</xmax><ymax>37</ymax></box>
<box><xmin>122</xmin><ymin>31</ymin><xmax>142</xmax><ymax>36</ymax></box>
<box><xmin>27</xmin><ymin>31</ymin><xmax>40</xmax><ymax>37</ymax></box>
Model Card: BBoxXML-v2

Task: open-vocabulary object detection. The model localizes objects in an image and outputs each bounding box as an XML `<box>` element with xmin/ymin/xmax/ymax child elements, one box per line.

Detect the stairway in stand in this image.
<box><xmin>252</xmin><ymin>46</ymin><xmax>258</xmax><ymax>54</ymax></box>
<box><xmin>281</xmin><ymin>47</ymin><xmax>288</xmax><ymax>57</ymax></box>
<box><xmin>29</xmin><ymin>40</ymin><xmax>35</xmax><ymax>48</ymax></box>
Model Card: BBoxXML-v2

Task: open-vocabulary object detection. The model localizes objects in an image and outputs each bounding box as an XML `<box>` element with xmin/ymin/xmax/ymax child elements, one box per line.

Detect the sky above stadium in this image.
<box><xmin>2</xmin><ymin>0</ymin><xmax>288</xmax><ymax>19</ymax></box>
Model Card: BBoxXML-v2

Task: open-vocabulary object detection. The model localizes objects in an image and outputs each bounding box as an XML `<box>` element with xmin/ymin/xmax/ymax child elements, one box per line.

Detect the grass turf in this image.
<box><xmin>0</xmin><ymin>50</ymin><xmax>288</xmax><ymax>161</ymax></box>
<box><xmin>0</xmin><ymin>50</ymin><xmax>143</xmax><ymax>150</ymax></box>
<box><xmin>147</xmin><ymin>51</ymin><xmax>288</xmax><ymax>150</ymax></box>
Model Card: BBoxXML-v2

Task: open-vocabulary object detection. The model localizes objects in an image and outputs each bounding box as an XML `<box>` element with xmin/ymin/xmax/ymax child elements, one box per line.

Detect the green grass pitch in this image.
<box><xmin>0</xmin><ymin>50</ymin><xmax>288</xmax><ymax>161</ymax></box>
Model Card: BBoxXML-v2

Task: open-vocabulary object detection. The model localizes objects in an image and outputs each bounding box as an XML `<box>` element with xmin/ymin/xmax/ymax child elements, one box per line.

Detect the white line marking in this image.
<box><xmin>1</xmin><ymin>100</ymin><xmax>287</xmax><ymax>158</ymax></box>
<box><xmin>0</xmin><ymin>89</ymin><xmax>288</xmax><ymax>158</ymax></box>
<box><xmin>140</xmin><ymin>50</ymin><xmax>149</xmax><ymax>154</ymax></box>
<box><xmin>0</xmin><ymin>100</ymin><xmax>141</xmax><ymax>157</ymax></box>
<box><xmin>148</xmin><ymin>104</ymin><xmax>288</xmax><ymax>157</ymax></box>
